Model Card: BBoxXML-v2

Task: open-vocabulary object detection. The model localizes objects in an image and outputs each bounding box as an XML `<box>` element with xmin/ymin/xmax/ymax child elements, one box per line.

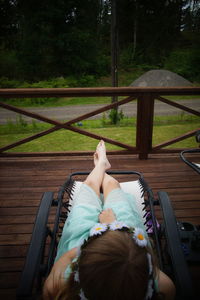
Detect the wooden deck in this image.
<box><xmin>0</xmin><ymin>153</ymin><xmax>199</xmax><ymax>299</ymax></box>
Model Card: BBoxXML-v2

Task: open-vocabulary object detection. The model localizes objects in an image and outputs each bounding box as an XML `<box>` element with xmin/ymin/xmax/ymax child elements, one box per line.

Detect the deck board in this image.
<box><xmin>0</xmin><ymin>153</ymin><xmax>200</xmax><ymax>298</ymax></box>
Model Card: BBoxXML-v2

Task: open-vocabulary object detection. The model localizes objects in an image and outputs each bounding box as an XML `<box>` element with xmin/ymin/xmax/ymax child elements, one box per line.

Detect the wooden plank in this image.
<box><xmin>153</xmin><ymin>128</ymin><xmax>200</xmax><ymax>150</ymax></box>
<box><xmin>0</xmin><ymin>258</ymin><xmax>25</xmax><ymax>272</ymax></box>
<box><xmin>0</xmin><ymin>223</ymin><xmax>54</xmax><ymax>234</ymax></box>
<box><xmin>0</xmin><ymin>288</ymin><xmax>16</xmax><ymax>299</ymax></box>
<box><xmin>0</xmin><ymin>194</ymin><xmax>47</xmax><ymax>201</ymax></box>
<box><xmin>0</xmin><ymin>234</ymin><xmax>32</xmax><ymax>246</ymax></box>
<box><xmin>0</xmin><ymin>224</ymin><xmax>34</xmax><ymax>234</ymax></box>
<box><xmin>0</xmin><ymin>178</ymin><xmax>65</xmax><ymax>187</ymax></box>
<box><xmin>0</xmin><ymin>272</ymin><xmax>20</xmax><ymax>289</ymax></box>
<box><xmin>165</xmin><ymin>194</ymin><xmax>200</xmax><ymax>201</ymax></box>
<box><xmin>136</xmin><ymin>94</ymin><xmax>154</xmax><ymax>159</ymax></box>
<box><xmin>0</xmin><ymin>97</ymin><xmax>135</xmax><ymax>152</ymax></box>
<box><xmin>156</xmin><ymin>209</ymin><xmax>200</xmax><ymax>218</ymax></box>
<box><xmin>0</xmin><ymin>244</ymin><xmax>50</xmax><ymax>258</ymax></box>
<box><xmin>157</xmin><ymin>96</ymin><xmax>200</xmax><ymax>117</ymax></box>
<box><xmin>0</xmin><ymin>187</ymin><xmax>58</xmax><ymax>193</ymax></box>
<box><xmin>0</xmin><ymin>86</ymin><xmax>200</xmax><ymax>98</ymax></box>
<box><xmin>149</xmin><ymin>181</ymin><xmax>200</xmax><ymax>188</ymax></box>
<box><xmin>0</xmin><ymin>150</ymin><xmax>137</xmax><ymax>157</ymax></box>
<box><xmin>0</xmin><ymin>169</ymin><xmax>196</xmax><ymax>178</ymax></box>
<box><xmin>0</xmin><ymin>214</ymin><xmax>55</xmax><ymax>224</ymax></box>
<box><xmin>0</xmin><ymin>245</ymin><xmax>28</xmax><ymax>258</ymax></box>
<box><xmin>0</xmin><ymin>199</ymin><xmax>41</xmax><ymax>207</ymax></box>
<box><xmin>172</xmin><ymin>201</ymin><xmax>200</xmax><ymax>209</ymax></box>
<box><xmin>0</xmin><ymin>153</ymin><xmax>199</xmax><ymax>297</ymax></box>
<box><xmin>177</xmin><ymin>217</ymin><xmax>200</xmax><ymax>224</ymax></box>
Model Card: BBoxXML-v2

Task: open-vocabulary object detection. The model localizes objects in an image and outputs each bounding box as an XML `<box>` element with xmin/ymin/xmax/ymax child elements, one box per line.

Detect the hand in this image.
<box><xmin>43</xmin><ymin>247</ymin><xmax>77</xmax><ymax>299</ymax></box>
<box><xmin>99</xmin><ymin>208</ymin><xmax>116</xmax><ymax>224</ymax></box>
<box><xmin>43</xmin><ymin>263</ymin><xmax>65</xmax><ymax>299</ymax></box>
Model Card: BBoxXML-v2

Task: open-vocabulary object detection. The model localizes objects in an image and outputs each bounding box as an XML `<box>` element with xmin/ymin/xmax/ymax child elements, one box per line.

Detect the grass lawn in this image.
<box><xmin>0</xmin><ymin>119</ymin><xmax>199</xmax><ymax>152</ymax></box>
<box><xmin>2</xmin><ymin>95</ymin><xmax>200</xmax><ymax>108</ymax></box>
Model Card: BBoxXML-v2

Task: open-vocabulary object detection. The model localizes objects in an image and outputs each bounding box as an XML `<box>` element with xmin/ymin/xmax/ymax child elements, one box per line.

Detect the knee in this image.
<box><xmin>84</xmin><ymin>178</ymin><xmax>95</xmax><ymax>189</ymax></box>
<box><xmin>103</xmin><ymin>176</ymin><xmax>120</xmax><ymax>190</ymax></box>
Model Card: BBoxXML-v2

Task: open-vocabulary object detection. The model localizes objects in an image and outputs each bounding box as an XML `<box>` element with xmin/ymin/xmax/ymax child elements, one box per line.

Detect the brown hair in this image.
<box><xmin>55</xmin><ymin>231</ymin><xmax>160</xmax><ymax>300</ymax></box>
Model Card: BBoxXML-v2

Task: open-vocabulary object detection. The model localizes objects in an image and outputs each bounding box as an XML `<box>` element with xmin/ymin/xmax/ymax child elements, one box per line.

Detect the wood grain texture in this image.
<box><xmin>0</xmin><ymin>153</ymin><xmax>199</xmax><ymax>298</ymax></box>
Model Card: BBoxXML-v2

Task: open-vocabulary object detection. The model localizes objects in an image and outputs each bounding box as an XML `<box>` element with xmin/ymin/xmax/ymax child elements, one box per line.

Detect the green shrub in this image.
<box><xmin>0</xmin><ymin>77</ymin><xmax>22</xmax><ymax>88</ymax></box>
<box><xmin>109</xmin><ymin>108</ymin><xmax>124</xmax><ymax>125</ymax></box>
<box><xmin>76</xmin><ymin>75</ymin><xmax>96</xmax><ymax>87</ymax></box>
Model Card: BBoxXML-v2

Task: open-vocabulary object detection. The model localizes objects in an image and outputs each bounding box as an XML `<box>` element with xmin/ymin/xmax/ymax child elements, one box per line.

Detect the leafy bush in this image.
<box><xmin>76</xmin><ymin>75</ymin><xmax>97</xmax><ymax>87</ymax></box>
<box><xmin>109</xmin><ymin>108</ymin><xmax>124</xmax><ymax>125</ymax></box>
<box><xmin>0</xmin><ymin>77</ymin><xmax>22</xmax><ymax>88</ymax></box>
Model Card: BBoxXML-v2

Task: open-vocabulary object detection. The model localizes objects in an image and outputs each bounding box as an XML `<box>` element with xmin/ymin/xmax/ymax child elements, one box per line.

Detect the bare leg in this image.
<box><xmin>93</xmin><ymin>145</ymin><xmax>120</xmax><ymax>200</ymax></box>
<box><xmin>84</xmin><ymin>140</ymin><xmax>111</xmax><ymax>197</ymax></box>
<box><xmin>102</xmin><ymin>173</ymin><xmax>120</xmax><ymax>201</ymax></box>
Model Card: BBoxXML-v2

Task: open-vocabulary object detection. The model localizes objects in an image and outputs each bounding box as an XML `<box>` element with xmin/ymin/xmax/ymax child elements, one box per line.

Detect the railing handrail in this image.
<box><xmin>0</xmin><ymin>87</ymin><xmax>199</xmax><ymax>159</ymax></box>
<box><xmin>1</xmin><ymin>86</ymin><xmax>200</xmax><ymax>98</ymax></box>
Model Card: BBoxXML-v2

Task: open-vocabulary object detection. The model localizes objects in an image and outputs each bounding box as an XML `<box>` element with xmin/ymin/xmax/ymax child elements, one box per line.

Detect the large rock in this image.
<box><xmin>130</xmin><ymin>69</ymin><xmax>192</xmax><ymax>87</ymax></box>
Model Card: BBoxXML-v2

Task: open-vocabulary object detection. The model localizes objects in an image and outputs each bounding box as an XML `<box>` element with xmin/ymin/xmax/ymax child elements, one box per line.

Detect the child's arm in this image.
<box><xmin>157</xmin><ymin>269</ymin><xmax>176</xmax><ymax>300</ymax></box>
<box><xmin>99</xmin><ymin>208</ymin><xmax>116</xmax><ymax>223</ymax></box>
<box><xmin>43</xmin><ymin>247</ymin><xmax>77</xmax><ymax>299</ymax></box>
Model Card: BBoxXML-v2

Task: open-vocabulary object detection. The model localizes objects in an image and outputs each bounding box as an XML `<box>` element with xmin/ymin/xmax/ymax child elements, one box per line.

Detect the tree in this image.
<box><xmin>0</xmin><ymin>0</ymin><xmax>199</xmax><ymax>81</ymax></box>
<box><xmin>1</xmin><ymin>0</ymin><xmax>110</xmax><ymax>80</ymax></box>
<box><xmin>117</xmin><ymin>0</ymin><xmax>183</xmax><ymax>65</ymax></box>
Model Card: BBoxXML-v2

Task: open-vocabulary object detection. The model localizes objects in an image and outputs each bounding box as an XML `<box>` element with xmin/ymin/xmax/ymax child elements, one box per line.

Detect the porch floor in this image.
<box><xmin>0</xmin><ymin>152</ymin><xmax>199</xmax><ymax>299</ymax></box>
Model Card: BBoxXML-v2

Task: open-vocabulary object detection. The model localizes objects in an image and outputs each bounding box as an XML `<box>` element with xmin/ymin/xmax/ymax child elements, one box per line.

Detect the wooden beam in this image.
<box><xmin>136</xmin><ymin>94</ymin><xmax>155</xmax><ymax>159</ymax></box>
<box><xmin>157</xmin><ymin>96</ymin><xmax>200</xmax><ymax>117</ymax></box>
<box><xmin>0</xmin><ymin>87</ymin><xmax>200</xmax><ymax>98</ymax></box>
<box><xmin>0</xmin><ymin>150</ymin><xmax>137</xmax><ymax>157</ymax></box>
<box><xmin>153</xmin><ymin>129</ymin><xmax>199</xmax><ymax>150</ymax></box>
<box><xmin>0</xmin><ymin>97</ymin><xmax>135</xmax><ymax>152</ymax></box>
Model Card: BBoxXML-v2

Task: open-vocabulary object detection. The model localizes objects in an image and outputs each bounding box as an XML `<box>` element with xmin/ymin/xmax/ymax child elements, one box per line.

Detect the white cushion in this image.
<box><xmin>120</xmin><ymin>181</ymin><xmax>145</xmax><ymax>221</ymax></box>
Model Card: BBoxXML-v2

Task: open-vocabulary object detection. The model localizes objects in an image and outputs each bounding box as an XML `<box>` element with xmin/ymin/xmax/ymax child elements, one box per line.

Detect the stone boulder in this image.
<box><xmin>130</xmin><ymin>69</ymin><xmax>192</xmax><ymax>87</ymax></box>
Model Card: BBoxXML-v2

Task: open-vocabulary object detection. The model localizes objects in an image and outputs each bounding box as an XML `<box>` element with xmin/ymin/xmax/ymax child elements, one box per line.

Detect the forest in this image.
<box><xmin>0</xmin><ymin>0</ymin><xmax>200</xmax><ymax>84</ymax></box>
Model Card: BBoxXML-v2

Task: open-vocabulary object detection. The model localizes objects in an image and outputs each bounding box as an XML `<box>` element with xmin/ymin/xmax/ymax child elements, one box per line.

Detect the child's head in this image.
<box><xmin>78</xmin><ymin>230</ymin><xmax>152</xmax><ymax>299</ymax></box>
<box><xmin>56</xmin><ymin>229</ymin><xmax>157</xmax><ymax>300</ymax></box>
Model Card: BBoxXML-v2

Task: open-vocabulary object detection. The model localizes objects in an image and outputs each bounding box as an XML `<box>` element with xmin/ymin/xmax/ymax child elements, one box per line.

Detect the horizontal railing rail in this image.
<box><xmin>1</xmin><ymin>87</ymin><xmax>200</xmax><ymax>97</ymax></box>
<box><xmin>0</xmin><ymin>87</ymin><xmax>200</xmax><ymax>159</ymax></box>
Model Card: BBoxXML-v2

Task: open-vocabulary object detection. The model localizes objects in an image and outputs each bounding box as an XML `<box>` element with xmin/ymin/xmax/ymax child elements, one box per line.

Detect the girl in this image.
<box><xmin>43</xmin><ymin>140</ymin><xmax>175</xmax><ymax>300</ymax></box>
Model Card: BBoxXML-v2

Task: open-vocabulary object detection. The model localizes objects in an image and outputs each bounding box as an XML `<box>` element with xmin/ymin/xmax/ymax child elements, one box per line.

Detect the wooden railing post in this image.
<box><xmin>136</xmin><ymin>93</ymin><xmax>155</xmax><ymax>159</ymax></box>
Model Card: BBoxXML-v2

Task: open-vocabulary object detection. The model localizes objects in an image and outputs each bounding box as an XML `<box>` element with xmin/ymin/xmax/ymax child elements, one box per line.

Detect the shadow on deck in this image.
<box><xmin>0</xmin><ymin>153</ymin><xmax>199</xmax><ymax>298</ymax></box>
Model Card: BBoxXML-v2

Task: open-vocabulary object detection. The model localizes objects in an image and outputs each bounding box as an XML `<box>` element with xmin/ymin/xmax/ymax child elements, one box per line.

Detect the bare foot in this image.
<box><xmin>93</xmin><ymin>151</ymin><xmax>98</xmax><ymax>166</ymax></box>
<box><xmin>94</xmin><ymin>140</ymin><xmax>111</xmax><ymax>170</ymax></box>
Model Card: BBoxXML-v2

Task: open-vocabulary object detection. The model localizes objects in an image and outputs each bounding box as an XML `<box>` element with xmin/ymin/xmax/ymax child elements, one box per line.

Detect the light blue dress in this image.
<box><xmin>55</xmin><ymin>183</ymin><xmax>147</xmax><ymax>262</ymax></box>
<box><xmin>55</xmin><ymin>183</ymin><xmax>158</xmax><ymax>291</ymax></box>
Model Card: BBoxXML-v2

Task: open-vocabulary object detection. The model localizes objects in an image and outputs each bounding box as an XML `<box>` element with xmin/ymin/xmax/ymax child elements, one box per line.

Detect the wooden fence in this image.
<box><xmin>0</xmin><ymin>87</ymin><xmax>200</xmax><ymax>159</ymax></box>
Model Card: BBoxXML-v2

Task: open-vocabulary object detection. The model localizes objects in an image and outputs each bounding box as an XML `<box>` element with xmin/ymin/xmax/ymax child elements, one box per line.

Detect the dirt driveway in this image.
<box><xmin>0</xmin><ymin>99</ymin><xmax>199</xmax><ymax>124</ymax></box>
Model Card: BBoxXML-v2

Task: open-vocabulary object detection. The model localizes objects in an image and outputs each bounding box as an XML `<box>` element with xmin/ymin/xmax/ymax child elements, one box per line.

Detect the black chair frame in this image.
<box><xmin>16</xmin><ymin>171</ymin><xmax>196</xmax><ymax>300</ymax></box>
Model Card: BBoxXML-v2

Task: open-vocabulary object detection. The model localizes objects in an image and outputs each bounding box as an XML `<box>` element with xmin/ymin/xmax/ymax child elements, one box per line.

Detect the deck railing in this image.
<box><xmin>0</xmin><ymin>87</ymin><xmax>200</xmax><ymax>159</ymax></box>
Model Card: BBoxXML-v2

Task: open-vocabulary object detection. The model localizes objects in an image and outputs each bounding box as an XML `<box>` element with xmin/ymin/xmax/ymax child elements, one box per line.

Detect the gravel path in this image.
<box><xmin>0</xmin><ymin>99</ymin><xmax>199</xmax><ymax>124</ymax></box>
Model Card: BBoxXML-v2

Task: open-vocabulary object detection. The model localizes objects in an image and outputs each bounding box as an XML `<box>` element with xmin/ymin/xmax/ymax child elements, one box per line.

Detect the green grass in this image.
<box><xmin>0</xmin><ymin>115</ymin><xmax>199</xmax><ymax>152</ymax></box>
<box><xmin>2</xmin><ymin>94</ymin><xmax>200</xmax><ymax>108</ymax></box>
<box><xmin>0</xmin><ymin>96</ymin><xmax>112</xmax><ymax>108</ymax></box>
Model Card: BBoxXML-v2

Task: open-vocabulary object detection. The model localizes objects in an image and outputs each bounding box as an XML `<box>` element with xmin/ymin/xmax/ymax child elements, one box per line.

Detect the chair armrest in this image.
<box><xmin>158</xmin><ymin>191</ymin><xmax>195</xmax><ymax>299</ymax></box>
<box><xmin>180</xmin><ymin>149</ymin><xmax>200</xmax><ymax>175</ymax></box>
<box><xmin>16</xmin><ymin>191</ymin><xmax>54</xmax><ymax>299</ymax></box>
